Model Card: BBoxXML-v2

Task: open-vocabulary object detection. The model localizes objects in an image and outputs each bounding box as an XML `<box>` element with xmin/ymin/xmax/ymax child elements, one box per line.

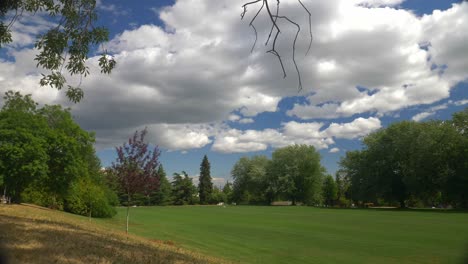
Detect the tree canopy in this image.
<box><xmin>339</xmin><ymin>109</ymin><xmax>468</xmax><ymax>208</ymax></box>
<box><xmin>0</xmin><ymin>91</ymin><xmax>116</xmax><ymax>216</ymax></box>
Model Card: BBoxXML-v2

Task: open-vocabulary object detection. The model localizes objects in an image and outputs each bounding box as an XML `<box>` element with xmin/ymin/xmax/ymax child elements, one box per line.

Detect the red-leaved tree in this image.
<box><xmin>112</xmin><ymin>128</ymin><xmax>160</xmax><ymax>234</ymax></box>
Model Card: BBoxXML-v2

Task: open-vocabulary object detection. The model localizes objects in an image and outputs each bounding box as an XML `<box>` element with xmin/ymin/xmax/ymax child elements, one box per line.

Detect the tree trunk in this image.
<box><xmin>126</xmin><ymin>195</ymin><xmax>130</xmax><ymax>235</ymax></box>
<box><xmin>399</xmin><ymin>199</ymin><xmax>406</xmax><ymax>209</ymax></box>
<box><xmin>89</xmin><ymin>204</ymin><xmax>93</xmax><ymax>221</ymax></box>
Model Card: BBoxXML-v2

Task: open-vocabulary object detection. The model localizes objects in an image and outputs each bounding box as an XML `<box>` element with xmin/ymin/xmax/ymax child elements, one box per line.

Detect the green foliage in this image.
<box><xmin>222</xmin><ymin>182</ymin><xmax>233</xmax><ymax>204</ymax></box>
<box><xmin>322</xmin><ymin>175</ymin><xmax>337</xmax><ymax>206</ymax></box>
<box><xmin>231</xmin><ymin>156</ymin><xmax>270</xmax><ymax>204</ymax></box>
<box><xmin>0</xmin><ymin>93</ymin><xmax>49</xmax><ymax>202</ymax></box>
<box><xmin>339</xmin><ymin>108</ymin><xmax>468</xmax><ymax>208</ymax></box>
<box><xmin>66</xmin><ymin>177</ymin><xmax>117</xmax><ymax>218</ymax></box>
<box><xmin>0</xmin><ymin>91</ymin><xmax>117</xmax><ymax>217</ymax></box>
<box><xmin>210</xmin><ymin>186</ymin><xmax>227</xmax><ymax>204</ymax></box>
<box><xmin>198</xmin><ymin>155</ymin><xmax>213</xmax><ymax>204</ymax></box>
<box><xmin>172</xmin><ymin>171</ymin><xmax>197</xmax><ymax>205</ymax></box>
<box><xmin>268</xmin><ymin>145</ymin><xmax>325</xmax><ymax>205</ymax></box>
<box><xmin>0</xmin><ymin>0</ymin><xmax>116</xmax><ymax>102</ymax></box>
<box><xmin>231</xmin><ymin>146</ymin><xmax>326</xmax><ymax>206</ymax></box>
<box><xmin>151</xmin><ymin>165</ymin><xmax>172</xmax><ymax>205</ymax></box>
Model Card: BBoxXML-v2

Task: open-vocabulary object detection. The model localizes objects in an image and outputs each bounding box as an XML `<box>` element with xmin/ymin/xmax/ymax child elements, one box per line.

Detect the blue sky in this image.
<box><xmin>1</xmin><ymin>0</ymin><xmax>467</xmax><ymax>185</ymax></box>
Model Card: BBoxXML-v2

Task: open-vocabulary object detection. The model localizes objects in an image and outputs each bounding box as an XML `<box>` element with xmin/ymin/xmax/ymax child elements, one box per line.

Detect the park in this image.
<box><xmin>1</xmin><ymin>0</ymin><xmax>468</xmax><ymax>263</ymax></box>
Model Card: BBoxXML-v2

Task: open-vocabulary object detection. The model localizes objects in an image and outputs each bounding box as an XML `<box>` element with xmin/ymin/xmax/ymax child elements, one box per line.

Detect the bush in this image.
<box><xmin>21</xmin><ymin>185</ymin><xmax>64</xmax><ymax>210</ymax></box>
<box><xmin>65</xmin><ymin>179</ymin><xmax>116</xmax><ymax>218</ymax></box>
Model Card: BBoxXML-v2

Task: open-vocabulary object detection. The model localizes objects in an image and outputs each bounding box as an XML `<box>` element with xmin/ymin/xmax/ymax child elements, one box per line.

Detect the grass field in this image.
<box><xmin>0</xmin><ymin>204</ymin><xmax>226</xmax><ymax>264</ymax></box>
<box><xmin>99</xmin><ymin>206</ymin><xmax>468</xmax><ymax>264</ymax></box>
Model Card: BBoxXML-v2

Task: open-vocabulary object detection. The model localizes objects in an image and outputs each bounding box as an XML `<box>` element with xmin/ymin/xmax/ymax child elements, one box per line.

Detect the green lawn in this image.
<box><xmin>99</xmin><ymin>206</ymin><xmax>468</xmax><ymax>263</ymax></box>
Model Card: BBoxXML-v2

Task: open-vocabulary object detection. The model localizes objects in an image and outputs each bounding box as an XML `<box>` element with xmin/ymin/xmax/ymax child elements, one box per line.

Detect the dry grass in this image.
<box><xmin>0</xmin><ymin>204</ymin><xmax>228</xmax><ymax>264</ymax></box>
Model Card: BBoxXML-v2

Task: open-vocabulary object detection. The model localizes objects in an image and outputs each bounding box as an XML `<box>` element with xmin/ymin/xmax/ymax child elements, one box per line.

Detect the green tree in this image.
<box><xmin>222</xmin><ymin>181</ymin><xmax>233</xmax><ymax>204</ymax></box>
<box><xmin>211</xmin><ymin>186</ymin><xmax>227</xmax><ymax>204</ymax></box>
<box><xmin>268</xmin><ymin>145</ymin><xmax>325</xmax><ymax>205</ymax></box>
<box><xmin>340</xmin><ymin>113</ymin><xmax>468</xmax><ymax>208</ymax></box>
<box><xmin>0</xmin><ymin>0</ymin><xmax>115</xmax><ymax>102</ymax></box>
<box><xmin>172</xmin><ymin>171</ymin><xmax>197</xmax><ymax>205</ymax></box>
<box><xmin>198</xmin><ymin>155</ymin><xmax>213</xmax><ymax>204</ymax></box>
<box><xmin>0</xmin><ymin>92</ymin><xmax>49</xmax><ymax>202</ymax></box>
<box><xmin>322</xmin><ymin>175</ymin><xmax>338</xmax><ymax>206</ymax></box>
<box><xmin>231</xmin><ymin>156</ymin><xmax>270</xmax><ymax>204</ymax></box>
<box><xmin>151</xmin><ymin>164</ymin><xmax>172</xmax><ymax>205</ymax></box>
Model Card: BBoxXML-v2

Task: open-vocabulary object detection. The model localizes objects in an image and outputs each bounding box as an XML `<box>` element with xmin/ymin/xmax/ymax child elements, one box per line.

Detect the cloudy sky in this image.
<box><xmin>1</xmin><ymin>0</ymin><xmax>467</xmax><ymax>184</ymax></box>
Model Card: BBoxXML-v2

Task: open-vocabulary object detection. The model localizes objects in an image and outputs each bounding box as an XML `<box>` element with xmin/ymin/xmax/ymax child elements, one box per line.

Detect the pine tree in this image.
<box><xmin>152</xmin><ymin>165</ymin><xmax>172</xmax><ymax>205</ymax></box>
<box><xmin>198</xmin><ymin>155</ymin><xmax>213</xmax><ymax>204</ymax></box>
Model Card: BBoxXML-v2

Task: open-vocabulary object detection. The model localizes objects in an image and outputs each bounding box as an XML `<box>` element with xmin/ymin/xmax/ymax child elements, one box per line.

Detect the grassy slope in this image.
<box><xmin>0</xmin><ymin>204</ymin><xmax>227</xmax><ymax>264</ymax></box>
<box><xmin>100</xmin><ymin>206</ymin><xmax>468</xmax><ymax>264</ymax></box>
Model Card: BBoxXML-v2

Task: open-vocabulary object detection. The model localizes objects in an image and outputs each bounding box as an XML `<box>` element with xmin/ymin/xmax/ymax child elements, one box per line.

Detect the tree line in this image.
<box><xmin>338</xmin><ymin>108</ymin><xmax>468</xmax><ymax>208</ymax></box>
<box><xmin>107</xmin><ymin>133</ymin><xmax>232</xmax><ymax>208</ymax></box>
<box><xmin>230</xmin><ymin>145</ymin><xmax>327</xmax><ymax>205</ymax></box>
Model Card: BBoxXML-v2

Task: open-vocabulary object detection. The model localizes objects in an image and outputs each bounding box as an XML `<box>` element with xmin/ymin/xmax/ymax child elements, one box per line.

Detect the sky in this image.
<box><xmin>0</xmin><ymin>0</ymin><xmax>467</xmax><ymax>186</ymax></box>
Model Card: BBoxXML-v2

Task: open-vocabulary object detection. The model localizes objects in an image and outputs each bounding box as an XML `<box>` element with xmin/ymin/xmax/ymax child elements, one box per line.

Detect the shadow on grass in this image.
<box><xmin>0</xmin><ymin>213</ymin><xmax>207</xmax><ymax>264</ymax></box>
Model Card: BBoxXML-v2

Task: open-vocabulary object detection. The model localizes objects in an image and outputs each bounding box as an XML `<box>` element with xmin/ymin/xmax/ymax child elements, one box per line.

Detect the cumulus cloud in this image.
<box><xmin>211</xmin><ymin>117</ymin><xmax>380</xmax><ymax>153</ymax></box>
<box><xmin>324</xmin><ymin>117</ymin><xmax>382</xmax><ymax>139</ymax></box>
<box><xmin>329</xmin><ymin>147</ymin><xmax>340</xmax><ymax>153</ymax></box>
<box><xmin>1</xmin><ymin>0</ymin><xmax>467</xmax><ymax>154</ymax></box>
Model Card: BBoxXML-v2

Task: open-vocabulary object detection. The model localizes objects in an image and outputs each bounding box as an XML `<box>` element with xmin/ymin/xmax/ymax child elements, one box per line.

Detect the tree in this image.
<box><xmin>0</xmin><ymin>92</ymin><xmax>49</xmax><ymax>202</ymax></box>
<box><xmin>0</xmin><ymin>91</ymin><xmax>117</xmax><ymax>214</ymax></box>
<box><xmin>172</xmin><ymin>171</ymin><xmax>197</xmax><ymax>205</ymax></box>
<box><xmin>222</xmin><ymin>181</ymin><xmax>233</xmax><ymax>204</ymax></box>
<box><xmin>339</xmin><ymin>111</ymin><xmax>468</xmax><ymax>208</ymax></box>
<box><xmin>322</xmin><ymin>175</ymin><xmax>337</xmax><ymax>206</ymax></box>
<box><xmin>198</xmin><ymin>155</ymin><xmax>213</xmax><ymax>204</ymax></box>
<box><xmin>231</xmin><ymin>155</ymin><xmax>270</xmax><ymax>204</ymax></box>
<box><xmin>268</xmin><ymin>145</ymin><xmax>325</xmax><ymax>205</ymax></box>
<box><xmin>0</xmin><ymin>0</ymin><xmax>115</xmax><ymax>102</ymax></box>
<box><xmin>112</xmin><ymin>128</ymin><xmax>160</xmax><ymax>234</ymax></box>
<box><xmin>151</xmin><ymin>164</ymin><xmax>172</xmax><ymax>205</ymax></box>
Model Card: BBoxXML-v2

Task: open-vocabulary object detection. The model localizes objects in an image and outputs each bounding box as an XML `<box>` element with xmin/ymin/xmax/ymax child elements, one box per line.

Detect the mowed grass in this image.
<box><xmin>0</xmin><ymin>204</ymin><xmax>227</xmax><ymax>264</ymax></box>
<box><xmin>100</xmin><ymin>206</ymin><xmax>468</xmax><ymax>264</ymax></box>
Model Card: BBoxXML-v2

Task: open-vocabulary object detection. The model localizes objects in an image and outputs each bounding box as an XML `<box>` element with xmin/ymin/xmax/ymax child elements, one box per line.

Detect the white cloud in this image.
<box><xmin>454</xmin><ymin>100</ymin><xmax>468</xmax><ymax>106</ymax></box>
<box><xmin>1</xmin><ymin>0</ymin><xmax>467</xmax><ymax>153</ymax></box>
<box><xmin>412</xmin><ymin>103</ymin><xmax>448</xmax><ymax>122</ymax></box>
<box><xmin>211</xmin><ymin>117</ymin><xmax>380</xmax><ymax>153</ymax></box>
<box><xmin>354</xmin><ymin>0</ymin><xmax>405</xmax><ymax>7</ymax></box>
<box><xmin>324</xmin><ymin>117</ymin><xmax>382</xmax><ymax>139</ymax></box>
<box><xmin>238</xmin><ymin>118</ymin><xmax>254</xmax><ymax>124</ymax></box>
<box><xmin>412</xmin><ymin>112</ymin><xmax>433</xmax><ymax>122</ymax></box>
<box><xmin>329</xmin><ymin>147</ymin><xmax>340</xmax><ymax>153</ymax></box>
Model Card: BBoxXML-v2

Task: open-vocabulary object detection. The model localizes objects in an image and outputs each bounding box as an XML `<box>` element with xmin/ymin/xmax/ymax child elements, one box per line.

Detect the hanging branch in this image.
<box><xmin>241</xmin><ymin>0</ymin><xmax>313</xmax><ymax>91</ymax></box>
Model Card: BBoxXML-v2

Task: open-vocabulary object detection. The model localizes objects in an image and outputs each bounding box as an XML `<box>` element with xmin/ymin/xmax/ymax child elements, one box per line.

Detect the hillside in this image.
<box><xmin>0</xmin><ymin>204</ymin><xmax>227</xmax><ymax>264</ymax></box>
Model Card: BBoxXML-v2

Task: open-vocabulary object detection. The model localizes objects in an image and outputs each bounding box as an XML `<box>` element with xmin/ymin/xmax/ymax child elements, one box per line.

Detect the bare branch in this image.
<box><xmin>298</xmin><ymin>0</ymin><xmax>313</xmax><ymax>55</ymax></box>
<box><xmin>273</xmin><ymin>15</ymin><xmax>302</xmax><ymax>91</ymax></box>
<box><xmin>241</xmin><ymin>0</ymin><xmax>265</xmax><ymax>53</ymax></box>
<box><xmin>241</xmin><ymin>0</ymin><xmax>313</xmax><ymax>91</ymax></box>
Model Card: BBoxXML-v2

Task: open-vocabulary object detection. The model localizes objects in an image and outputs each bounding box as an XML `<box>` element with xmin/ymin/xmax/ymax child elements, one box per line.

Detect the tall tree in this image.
<box><xmin>0</xmin><ymin>0</ymin><xmax>115</xmax><ymax>102</ymax></box>
<box><xmin>198</xmin><ymin>155</ymin><xmax>213</xmax><ymax>204</ymax></box>
<box><xmin>151</xmin><ymin>164</ymin><xmax>172</xmax><ymax>205</ymax></box>
<box><xmin>172</xmin><ymin>171</ymin><xmax>197</xmax><ymax>205</ymax></box>
<box><xmin>112</xmin><ymin>128</ymin><xmax>160</xmax><ymax>233</ymax></box>
<box><xmin>268</xmin><ymin>145</ymin><xmax>325</xmax><ymax>205</ymax></box>
<box><xmin>0</xmin><ymin>92</ymin><xmax>49</xmax><ymax>202</ymax></box>
<box><xmin>231</xmin><ymin>156</ymin><xmax>270</xmax><ymax>204</ymax></box>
